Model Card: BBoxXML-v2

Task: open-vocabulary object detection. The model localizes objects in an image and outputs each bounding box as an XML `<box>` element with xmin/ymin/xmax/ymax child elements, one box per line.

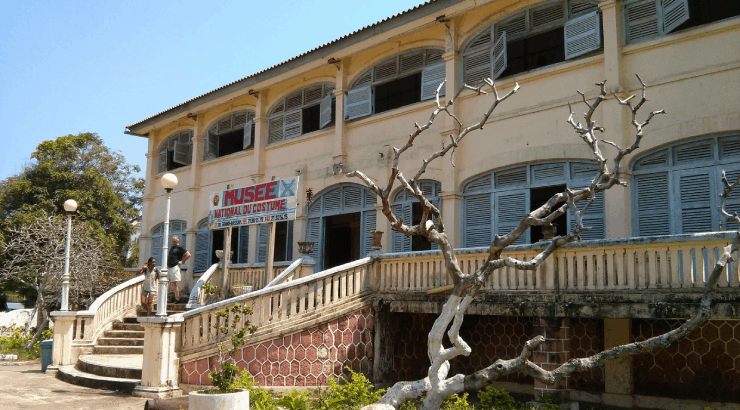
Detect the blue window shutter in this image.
<box><xmin>463</xmin><ymin>193</ymin><xmax>492</xmax><ymax>247</ymax></box>
<box><xmin>243</xmin><ymin>119</ymin><xmax>254</xmax><ymax>149</ymax></box>
<box><xmin>173</xmin><ymin>140</ymin><xmax>189</xmax><ymax>165</ymax></box>
<box><xmin>257</xmin><ymin>224</ymin><xmax>268</xmax><ymax>263</ymax></box>
<box><xmin>345</xmin><ymin>86</ymin><xmax>372</xmax><ymax>120</ymax></box>
<box><xmin>305</xmin><ymin>217</ymin><xmax>322</xmax><ymax>269</ymax></box>
<box><xmin>661</xmin><ymin>0</ymin><xmax>689</xmax><ymax>34</ymax></box>
<box><xmin>206</xmin><ymin>130</ymin><xmax>218</xmax><ymax>159</ymax></box>
<box><xmin>268</xmin><ymin>115</ymin><xmax>284</xmax><ymax>144</ymax></box>
<box><xmin>285</xmin><ymin>220</ymin><xmax>294</xmax><ymax>261</ymax></box>
<box><xmin>151</xmin><ymin>230</ymin><xmax>163</xmax><ymax>261</ymax></box>
<box><xmin>194</xmin><ymin>224</ymin><xmax>211</xmax><ymax>272</ymax></box>
<box><xmin>495</xmin><ymin>189</ymin><xmax>529</xmax><ymax>245</ymax></box>
<box><xmin>392</xmin><ymin>204</ymin><xmax>412</xmax><ymax>252</ymax></box>
<box><xmin>564</xmin><ymin>10</ymin><xmax>602</xmax><ymax>60</ymax></box>
<box><xmin>362</xmin><ymin>210</ymin><xmax>377</xmax><ymax>257</ymax></box>
<box><xmin>420</xmin><ymin>62</ymin><xmax>446</xmax><ymax>101</ymax></box>
<box><xmin>635</xmin><ymin>172</ymin><xmax>671</xmax><ymax>236</ymax></box>
<box><xmin>430</xmin><ymin>197</ymin><xmax>442</xmax><ymax>251</ymax></box>
<box><xmin>624</xmin><ymin>0</ymin><xmax>659</xmax><ymax>44</ymax></box>
<box><xmin>491</xmin><ymin>32</ymin><xmax>508</xmax><ymax>80</ymax></box>
<box><xmin>676</xmin><ymin>170</ymin><xmax>714</xmax><ymax>234</ymax></box>
<box><xmin>319</xmin><ymin>94</ymin><xmax>335</xmax><ymax>129</ymax></box>
<box><xmin>238</xmin><ymin>225</ymin><xmax>250</xmax><ymax>264</ymax></box>
<box><xmin>157</xmin><ymin>148</ymin><xmax>167</xmax><ymax>174</ymax></box>
<box><xmin>283</xmin><ymin>110</ymin><xmax>302</xmax><ymax>140</ymax></box>
<box><xmin>463</xmin><ymin>49</ymin><xmax>492</xmax><ymax>85</ymax></box>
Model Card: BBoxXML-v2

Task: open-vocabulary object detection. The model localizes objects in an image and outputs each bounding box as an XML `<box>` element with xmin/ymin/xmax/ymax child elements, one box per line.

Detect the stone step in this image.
<box><xmin>123</xmin><ymin>316</ymin><xmax>140</xmax><ymax>324</ymax></box>
<box><xmin>112</xmin><ymin>322</ymin><xmax>144</xmax><ymax>332</ymax></box>
<box><xmin>103</xmin><ymin>329</ymin><xmax>144</xmax><ymax>339</ymax></box>
<box><xmin>97</xmin><ymin>337</ymin><xmax>144</xmax><ymax>347</ymax></box>
<box><xmin>57</xmin><ymin>365</ymin><xmax>140</xmax><ymax>393</ymax></box>
<box><xmin>76</xmin><ymin>354</ymin><xmax>142</xmax><ymax>380</ymax></box>
<box><xmin>93</xmin><ymin>345</ymin><xmax>144</xmax><ymax>355</ymax></box>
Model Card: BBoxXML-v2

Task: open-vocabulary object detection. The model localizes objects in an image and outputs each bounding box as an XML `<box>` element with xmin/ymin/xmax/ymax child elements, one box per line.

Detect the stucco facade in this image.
<box><xmin>126</xmin><ymin>0</ymin><xmax>740</xmax><ymax>294</ymax></box>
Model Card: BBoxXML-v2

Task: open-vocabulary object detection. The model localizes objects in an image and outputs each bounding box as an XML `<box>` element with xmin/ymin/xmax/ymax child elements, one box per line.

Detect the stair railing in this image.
<box><xmin>186</xmin><ymin>262</ymin><xmax>220</xmax><ymax>309</ymax></box>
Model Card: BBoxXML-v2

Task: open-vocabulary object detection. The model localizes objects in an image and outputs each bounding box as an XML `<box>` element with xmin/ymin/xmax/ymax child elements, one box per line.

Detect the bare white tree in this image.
<box><xmin>348</xmin><ymin>76</ymin><xmax>732</xmax><ymax>410</ymax></box>
<box><xmin>0</xmin><ymin>212</ymin><xmax>121</xmax><ymax>348</ymax></box>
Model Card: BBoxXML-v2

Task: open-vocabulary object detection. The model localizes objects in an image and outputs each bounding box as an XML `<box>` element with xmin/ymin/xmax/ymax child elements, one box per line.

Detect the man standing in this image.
<box><xmin>167</xmin><ymin>235</ymin><xmax>191</xmax><ymax>302</ymax></box>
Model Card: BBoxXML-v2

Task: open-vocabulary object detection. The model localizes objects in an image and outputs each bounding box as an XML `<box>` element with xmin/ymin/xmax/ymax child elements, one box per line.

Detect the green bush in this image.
<box><xmin>0</xmin><ymin>326</ymin><xmax>52</xmax><ymax>360</ymax></box>
<box><xmin>277</xmin><ymin>390</ymin><xmax>311</xmax><ymax>410</ymax></box>
<box><xmin>251</xmin><ymin>388</ymin><xmax>278</xmax><ymax>410</ymax></box>
<box><xmin>321</xmin><ymin>368</ymin><xmax>386</xmax><ymax>410</ymax></box>
<box><xmin>477</xmin><ymin>387</ymin><xmax>518</xmax><ymax>410</ymax></box>
<box><xmin>440</xmin><ymin>393</ymin><xmax>474</xmax><ymax>410</ymax></box>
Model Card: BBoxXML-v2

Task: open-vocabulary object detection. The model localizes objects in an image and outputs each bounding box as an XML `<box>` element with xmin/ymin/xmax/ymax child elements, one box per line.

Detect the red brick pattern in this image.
<box><xmin>181</xmin><ymin>307</ymin><xmax>374</xmax><ymax>386</ymax></box>
<box><xmin>633</xmin><ymin>319</ymin><xmax>740</xmax><ymax>403</ymax></box>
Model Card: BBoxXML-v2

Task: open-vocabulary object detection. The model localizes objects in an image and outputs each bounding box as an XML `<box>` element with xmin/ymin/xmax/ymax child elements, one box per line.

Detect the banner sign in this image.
<box><xmin>208</xmin><ymin>177</ymin><xmax>299</xmax><ymax>229</ymax></box>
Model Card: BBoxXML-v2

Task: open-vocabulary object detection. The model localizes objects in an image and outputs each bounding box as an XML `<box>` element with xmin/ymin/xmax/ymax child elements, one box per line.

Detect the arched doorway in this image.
<box><xmin>305</xmin><ymin>184</ymin><xmax>376</xmax><ymax>270</ymax></box>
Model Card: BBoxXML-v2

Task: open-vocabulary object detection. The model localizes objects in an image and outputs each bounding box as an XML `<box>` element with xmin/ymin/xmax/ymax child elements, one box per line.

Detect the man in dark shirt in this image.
<box><xmin>167</xmin><ymin>235</ymin><xmax>191</xmax><ymax>302</ymax></box>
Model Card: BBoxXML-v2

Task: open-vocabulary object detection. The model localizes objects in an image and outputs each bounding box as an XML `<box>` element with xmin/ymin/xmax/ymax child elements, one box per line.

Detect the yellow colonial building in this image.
<box><xmin>122</xmin><ymin>0</ymin><xmax>740</xmax><ymax>405</ymax></box>
<box><xmin>127</xmin><ymin>0</ymin><xmax>739</xmax><ymax>283</ymax></box>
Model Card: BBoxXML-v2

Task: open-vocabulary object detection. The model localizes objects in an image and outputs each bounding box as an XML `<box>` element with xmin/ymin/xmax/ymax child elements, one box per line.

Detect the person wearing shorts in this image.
<box><xmin>167</xmin><ymin>235</ymin><xmax>191</xmax><ymax>302</ymax></box>
<box><xmin>139</xmin><ymin>257</ymin><xmax>159</xmax><ymax>316</ymax></box>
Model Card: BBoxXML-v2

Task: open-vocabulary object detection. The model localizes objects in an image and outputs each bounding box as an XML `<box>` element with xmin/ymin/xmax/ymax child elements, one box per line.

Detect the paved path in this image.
<box><xmin>0</xmin><ymin>363</ymin><xmax>148</xmax><ymax>410</ymax></box>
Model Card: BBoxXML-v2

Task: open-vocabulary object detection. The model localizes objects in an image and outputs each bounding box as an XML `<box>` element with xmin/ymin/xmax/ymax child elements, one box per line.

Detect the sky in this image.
<box><xmin>0</xmin><ymin>0</ymin><xmax>426</xmax><ymax>180</ymax></box>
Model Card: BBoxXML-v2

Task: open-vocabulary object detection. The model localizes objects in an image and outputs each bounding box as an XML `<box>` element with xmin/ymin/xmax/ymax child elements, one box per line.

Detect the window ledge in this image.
<box><xmin>346</xmin><ymin>99</ymin><xmax>438</xmax><ymax>130</ymax></box>
<box><xmin>623</xmin><ymin>17</ymin><xmax>740</xmax><ymax>55</ymax></box>
<box><xmin>200</xmin><ymin>149</ymin><xmax>254</xmax><ymax>168</ymax></box>
<box><xmin>155</xmin><ymin>165</ymin><xmax>191</xmax><ymax>178</ymax></box>
<box><xmin>265</xmin><ymin>127</ymin><xmax>334</xmax><ymax>151</ymax></box>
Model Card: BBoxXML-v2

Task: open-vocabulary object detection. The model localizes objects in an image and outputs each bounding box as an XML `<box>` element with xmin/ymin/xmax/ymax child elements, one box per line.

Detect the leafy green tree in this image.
<box><xmin>0</xmin><ymin>132</ymin><xmax>143</xmax><ymax>257</ymax></box>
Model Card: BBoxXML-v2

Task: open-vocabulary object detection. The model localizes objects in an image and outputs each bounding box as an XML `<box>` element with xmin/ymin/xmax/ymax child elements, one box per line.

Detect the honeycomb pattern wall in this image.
<box><xmin>391</xmin><ymin>313</ymin><xmax>535</xmax><ymax>385</ymax></box>
<box><xmin>568</xmin><ymin>318</ymin><xmax>604</xmax><ymax>392</ymax></box>
<box><xmin>181</xmin><ymin>307</ymin><xmax>374</xmax><ymax>387</ymax></box>
<box><xmin>633</xmin><ymin>319</ymin><xmax>740</xmax><ymax>402</ymax></box>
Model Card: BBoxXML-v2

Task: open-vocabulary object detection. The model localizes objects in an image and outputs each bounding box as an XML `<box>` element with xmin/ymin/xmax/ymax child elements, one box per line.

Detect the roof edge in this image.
<box><xmin>126</xmin><ymin>0</ymin><xmax>467</xmax><ymax>134</ymax></box>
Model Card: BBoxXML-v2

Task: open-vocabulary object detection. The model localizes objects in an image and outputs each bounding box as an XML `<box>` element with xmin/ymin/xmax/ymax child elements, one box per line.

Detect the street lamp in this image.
<box><xmin>156</xmin><ymin>173</ymin><xmax>178</xmax><ymax>316</ymax></box>
<box><xmin>60</xmin><ymin>199</ymin><xmax>78</xmax><ymax>311</ymax></box>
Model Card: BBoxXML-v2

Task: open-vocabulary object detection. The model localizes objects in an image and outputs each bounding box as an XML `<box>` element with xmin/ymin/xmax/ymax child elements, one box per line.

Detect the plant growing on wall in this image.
<box><xmin>348</xmin><ymin>76</ymin><xmax>735</xmax><ymax>410</ymax></box>
<box><xmin>208</xmin><ymin>303</ymin><xmax>258</xmax><ymax>393</ymax></box>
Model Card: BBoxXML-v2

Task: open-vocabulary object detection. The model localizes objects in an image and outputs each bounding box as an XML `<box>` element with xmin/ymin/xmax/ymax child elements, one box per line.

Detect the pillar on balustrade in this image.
<box><xmin>133</xmin><ymin>316</ymin><xmax>183</xmax><ymax>399</ymax></box>
<box><xmin>297</xmin><ymin>241</ymin><xmax>317</xmax><ymax>279</ymax></box>
<box><xmin>47</xmin><ymin>311</ymin><xmax>77</xmax><ymax>373</ymax></box>
<box><xmin>533</xmin><ymin>317</ymin><xmax>571</xmax><ymax>400</ymax></box>
<box><xmin>603</xmin><ymin>318</ymin><xmax>634</xmax><ymax>408</ymax></box>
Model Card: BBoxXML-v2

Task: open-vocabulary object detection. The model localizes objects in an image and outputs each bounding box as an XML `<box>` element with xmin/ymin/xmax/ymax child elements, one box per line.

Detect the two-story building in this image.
<box><xmin>124</xmin><ymin>0</ymin><xmax>740</xmax><ymax>406</ymax></box>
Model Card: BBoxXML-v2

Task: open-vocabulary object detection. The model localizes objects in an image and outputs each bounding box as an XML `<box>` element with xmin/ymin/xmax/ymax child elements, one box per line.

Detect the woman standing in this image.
<box><xmin>139</xmin><ymin>257</ymin><xmax>159</xmax><ymax>316</ymax></box>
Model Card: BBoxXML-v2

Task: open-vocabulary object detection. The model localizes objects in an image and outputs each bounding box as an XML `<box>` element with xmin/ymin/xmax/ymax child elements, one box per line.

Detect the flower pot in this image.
<box><xmin>189</xmin><ymin>388</ymin><xmax>249</xmax><ymax>410</ymax></box>
<box><xmin>232</xmin><ymin>285</ymin><xmax>253</xmax><ymax>296</ymax></box>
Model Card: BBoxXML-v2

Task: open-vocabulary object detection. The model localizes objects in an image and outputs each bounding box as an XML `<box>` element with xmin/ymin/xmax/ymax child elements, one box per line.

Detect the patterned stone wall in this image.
<box><xmin>633</xmin><ymin>318</ymin><xmax>740</xmax><ymax>402</ymax></box>
<box><xmin>181</xmin><ymin>307</ymin><xmax>375</xmax><ymax>386</ymax></box>
<box><xmin>567</xmin><ymin>318</ymin><xmax>604</xmax><ymax>393</ymax></box>
<box><xmin>391</xmin><ymin>313</ymin><xmax>535</xmax><ymax>385</ymax></box>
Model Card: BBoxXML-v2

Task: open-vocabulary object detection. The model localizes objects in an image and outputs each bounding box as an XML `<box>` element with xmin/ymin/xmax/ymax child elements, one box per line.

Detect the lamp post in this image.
<box><xmin>60</xmin><ymin>199</ymin><xmax>77</xmax><ymax>311</ymax></box>
<box><xmin>157</xmin><ymin>173</ymin><xmax>178</xmax><ymax>317</ymax></box>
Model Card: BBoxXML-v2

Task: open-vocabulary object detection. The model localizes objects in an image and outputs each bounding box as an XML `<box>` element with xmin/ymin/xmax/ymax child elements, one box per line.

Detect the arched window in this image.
<box><xmin>632</xmin><ymin>133</ymin><xmax>740</xmax><ymax>236</ymax></box>
<box><xmin>391</xmin><ymin>180</ymin><xmax>442</xmax><ymax>252</ymax></box>
<box><xmin>305</xmin><ymin>184</ymin><xmax>376</xmax><ymax>270</ymax></box>
<box><xmin>462</xmin><ymin>0</ymin><xmax>601</xmax><ymax>84</ymax></box>
<box><xmin>624</xmin><ymin>0</ymin><xmax>739</xmax><ymax>44</ymax></box>
<box><xmin>157</xmin><ymin>131</ymin><xmax>192</xmax><ymax>174</ymax></box>
<box><xmin>268</xmin><ymin>83</ymin><xmax>336</xmax><ymax>144</ymax></box>
<box><xmin>256</xmin><ymin>221</ymin><xmax>294</xmax><ymax>263</ymax></box>
<box><xmin>345</xmin><ymin>48</ymin><xmax>445</xmax><ymax>121</ymax></box>
<box><xmin>461</xmin><ymin>161</ymin><xmax>604</xmax><ymax>247</ymax></box>
<box><xmin>204</xmin><ymin>111</ymin><xmax>255</xmax><ymax>160</ymax></box>
<box><xmin>150</xmin><ymin>221</ymin><xmax>187</xmax><ymax>260</ymax></box>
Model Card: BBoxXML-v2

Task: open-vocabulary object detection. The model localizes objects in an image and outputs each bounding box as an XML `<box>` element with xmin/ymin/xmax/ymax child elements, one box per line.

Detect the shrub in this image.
<box><xmin>0</xmin><ymin>326</ymin><xmax>52</xmax><ymax>360</ymax></box>
<box><xmin>322</xmin><ymin>367</ymin><xmax>386</xmax><ymax>410</ymax></box>
<box><xmin>477</xmin><ymin>387</ymin><xmax>518</xmax><ymax>410</ymax></box>
<box><xmin>277</xmin><ymin>390</ymin><xmax>311</xmax><ymax>410</ymax></box>
<box><xmin>440</xmin><ymin>393</ymin><xmax>474</xmax><ymax>410</ymax></box>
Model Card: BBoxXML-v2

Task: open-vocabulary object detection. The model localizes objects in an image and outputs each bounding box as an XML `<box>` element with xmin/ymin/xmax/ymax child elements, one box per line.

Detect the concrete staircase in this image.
<box><xmin>55</xmin><ymin>301</ymin><xmax>189</xmax><ymax>394</ymax></box>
